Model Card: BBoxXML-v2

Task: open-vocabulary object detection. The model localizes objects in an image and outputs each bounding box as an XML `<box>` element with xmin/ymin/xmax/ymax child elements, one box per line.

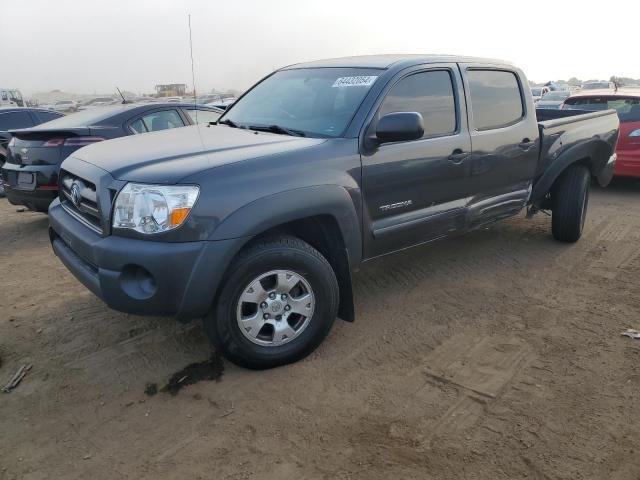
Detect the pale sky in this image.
<box><xmin>1</xmin><ymin>0</ymin><xmax>637</xmax><ymax>96</ymax></box>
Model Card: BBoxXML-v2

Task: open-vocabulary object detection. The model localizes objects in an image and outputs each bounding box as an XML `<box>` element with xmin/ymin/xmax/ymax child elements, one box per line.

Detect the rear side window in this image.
<box><xmin>130</xmin><ymin>109</ymin><xmax>185</xmax><ymax>134</ymax></box>
<box><xmin>467</xmin><ymin>69</ymin><xmax>524</xmax><ymax>130</ymax></box>
<box><xmin>34</xmin><ymin>111</ymin><xmax>63</xmax><ymax>124</ymax></box>
<box><xmin>379</xmin><ymin>70</ymin><xmax>457</xmax><ymax>138</ymax></box>
<box><xmin>564</xmin><ymin>97</ymin><xmax>640</xmax><ymax>122</ymax></box>
<box><xmin>184</xmin><ymin>108</ymin><xmax>222</xmax><ymax>124</ymax></box>
<box><xmin>0</xmin><ymin>111</ymin><xmax>34</xmax><ymax>130</ymax></box>
<box><xmin>130</xmin><ymin>118</ymin><xmax>147</xmax><ymax>134</ymax></box>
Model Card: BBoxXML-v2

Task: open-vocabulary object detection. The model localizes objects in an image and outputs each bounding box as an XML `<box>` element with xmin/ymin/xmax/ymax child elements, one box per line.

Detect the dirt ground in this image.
<box><xmin>1</xmin><ymin>180</ymin><xmax>640</xmax><ymax>480</ymax></box>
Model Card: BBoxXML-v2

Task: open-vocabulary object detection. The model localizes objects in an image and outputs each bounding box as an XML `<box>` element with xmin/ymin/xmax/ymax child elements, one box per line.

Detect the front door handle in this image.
<box><xmin>518</xmin><ymin>138</ymin><xmax>535</xmax><ymax>150</ymax></box>
<box><xmin>448</xmin><ymin>149</ymin><xmax>469</xmax><ymax>163</ymax></box>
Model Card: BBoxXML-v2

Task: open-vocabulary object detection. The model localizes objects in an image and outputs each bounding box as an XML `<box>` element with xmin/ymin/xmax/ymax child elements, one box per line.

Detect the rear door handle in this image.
<box><xmin>518</xmin><ymin>138</ymin><xmax>535</xmax><ymax>150</ymax></box>
<box><xmin>448</xmin><ymin>149</ymin><xmax>469</xmax><ymax>163</ymax></box>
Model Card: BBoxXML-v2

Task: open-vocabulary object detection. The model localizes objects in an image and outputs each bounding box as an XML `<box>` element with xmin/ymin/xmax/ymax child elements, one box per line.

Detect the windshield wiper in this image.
<box><xmin>217</xmin><ymin>118</ymin><xmax>239</xmax><ymax>128</ymax></box>
<box><xmin>248</xmin><ymin>124</ymin><xmax>306</xmax><ymax>137</ymax></box>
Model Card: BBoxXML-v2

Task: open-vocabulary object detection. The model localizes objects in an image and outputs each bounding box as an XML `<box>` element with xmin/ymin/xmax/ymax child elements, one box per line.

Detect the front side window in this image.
<box><xmin>221</xmin><ymin>67</ymin><xmax>380</xmax><ymax>137</ymax></box>
<box><xmin>185</xmin><ymin>108</ymin><xmax>222</xmax><ymax>124</ymax></box>
<box><xmin>131</xmin><ymin>109</ymin><xmax>184</xmax><ymax>134</ymax></box>
<box><xmin>378</xmin><ymin>70</ymin><xmax>457</xmax><ymax>139</ymax></box>
<box><xmin>467</xmin><ymin>69</ymin><xmax>524</xmax><ymax>130</ymax></box>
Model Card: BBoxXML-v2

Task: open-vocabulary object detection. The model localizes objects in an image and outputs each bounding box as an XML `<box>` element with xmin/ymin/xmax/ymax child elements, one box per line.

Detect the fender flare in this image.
<box><xmin>210</xmin><ymin>184</ymin><xmax>363</xmax><ymax>267</ymax></box>
<box><xmin>530</xmin><ymin>138</ymin><xmax>614</xmax><ymax>204</ymax></box>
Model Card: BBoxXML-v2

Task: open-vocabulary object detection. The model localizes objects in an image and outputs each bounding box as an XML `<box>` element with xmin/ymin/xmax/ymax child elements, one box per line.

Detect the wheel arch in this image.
<box><xmin>210</xmin><ymin>185</ymin><xmax>362</xmax><ymax>322</ymax></box>
<box><xmin>530</xmin><ymin>138</ymin><xmax>614</xmax><ymax>205</ymax></box>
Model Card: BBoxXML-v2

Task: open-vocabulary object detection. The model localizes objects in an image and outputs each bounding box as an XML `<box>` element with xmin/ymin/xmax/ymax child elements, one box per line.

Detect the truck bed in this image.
<box><xmin>534</xmin><ymin>108</ymin><xmax>619</xmax><ymax>181</ymax></box>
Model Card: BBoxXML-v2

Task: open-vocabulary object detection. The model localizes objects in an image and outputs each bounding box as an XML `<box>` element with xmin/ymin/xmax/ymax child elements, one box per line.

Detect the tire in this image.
<box><xmin>551</xmin><ymin>164</ymin><xmax>590</xmax><ymax>242</ymax></box>
<box><xmin>205</xmin><ymin>236</ymin><xmax>339</xmax><ymax>369</ymax></box>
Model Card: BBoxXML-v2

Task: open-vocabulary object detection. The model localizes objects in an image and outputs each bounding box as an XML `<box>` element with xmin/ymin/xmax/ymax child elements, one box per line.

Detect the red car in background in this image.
<box><xmin>563</xmin><ymin>89</ymin><xmax>640</xmax><ymax>177</ymax></box>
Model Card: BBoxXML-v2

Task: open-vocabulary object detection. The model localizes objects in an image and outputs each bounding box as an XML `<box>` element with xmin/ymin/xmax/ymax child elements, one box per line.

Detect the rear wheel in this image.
<box><xmin>551</xmin><ymin>164</ymin><xmax>590</xmax><ymax>242</ymax></box>
<box><xmin>205</xmin><ymin>236</ymin><xmax>339</xmax><ymax>369</ymax></box>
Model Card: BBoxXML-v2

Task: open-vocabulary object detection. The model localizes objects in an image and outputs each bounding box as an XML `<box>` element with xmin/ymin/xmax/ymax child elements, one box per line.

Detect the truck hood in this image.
<box><xmin>70</xmin><ymin>124</ymin><xmax>325</xmax><ymax>184</ymax></box>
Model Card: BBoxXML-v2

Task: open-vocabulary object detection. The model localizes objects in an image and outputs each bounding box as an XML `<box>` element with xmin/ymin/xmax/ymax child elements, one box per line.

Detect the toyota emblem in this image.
<box><xmin>70</xmin><ymin>183</ymin><xmax>81</xmax><ymax>207</ymax></box>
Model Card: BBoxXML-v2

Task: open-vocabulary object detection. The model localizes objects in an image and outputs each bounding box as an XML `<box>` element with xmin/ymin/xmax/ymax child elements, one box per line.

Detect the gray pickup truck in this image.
<box><xmin>48</xmin><ymin>55</ymin><xmax>619</xmax><ymax>368</ymax></box>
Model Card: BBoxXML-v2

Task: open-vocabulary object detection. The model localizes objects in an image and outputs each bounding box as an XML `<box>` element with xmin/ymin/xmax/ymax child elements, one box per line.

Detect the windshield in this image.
<box><xmin>531</xmin><ymin>88</ymin><xmax>542</xmax><ymax>96</ymax></box>
<box><xmin>542</xmin><ymin>92</ymin><xmax>569</xmax><ymax>101</ymax></box>
<box><xmin>220</xmin><ymin>67</ymin><xmax>381</xmax><ymax>137</ymax></box>
<box><xmin>565</xmin><ymin>96</ymin><xmax>640</xmax><ymax>122</ymax></box>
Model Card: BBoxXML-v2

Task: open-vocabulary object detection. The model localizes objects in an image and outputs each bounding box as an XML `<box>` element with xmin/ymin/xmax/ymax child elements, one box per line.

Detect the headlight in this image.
<box><xmin>112</xmin><ymin>183</ymin><xmax>199</xmax><ymax>234</ymax></box>
<box><xmin>629</xmin><ymin>129</ymin><xmax>640</xmax><ymax>137</ymax></box>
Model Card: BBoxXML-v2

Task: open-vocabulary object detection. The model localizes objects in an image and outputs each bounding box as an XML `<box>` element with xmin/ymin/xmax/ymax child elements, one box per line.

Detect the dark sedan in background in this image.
<box><xmin>1</xmin><ymin>103</ymin><xmax>223</xmax><ymax>211</ymax></box>
<box><xmin>0</xmin><ymin>107</ymin><xmax>64</xmax><ymax>196</ymax></box>
<box><xmin>536</xmin><ymin>90</ymin><xmax>571</xmax><ymax>109</ymax></box>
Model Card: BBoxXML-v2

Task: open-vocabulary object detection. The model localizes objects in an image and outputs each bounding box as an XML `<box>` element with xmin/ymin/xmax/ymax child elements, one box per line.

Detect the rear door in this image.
<box><xmin>361</xmin><ymin>64</ymin><xmax>473</xmax><ymax>257</ymax></box>
<box><xmin>460</xmin><ymin>65</ymin><xmax>539</xmax><ymax>228</ymax></box>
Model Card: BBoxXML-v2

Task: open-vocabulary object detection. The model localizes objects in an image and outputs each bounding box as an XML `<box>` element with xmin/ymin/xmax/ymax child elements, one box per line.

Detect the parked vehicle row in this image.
<box><xmin>1</xmin><ymin>103</ymin><xmax>222</xmax><ymax>211</ymax></box>
<box><xmin>45</xmin><ymin>55</ymin><xmax>619</xmax><ymax>369</ymax></box>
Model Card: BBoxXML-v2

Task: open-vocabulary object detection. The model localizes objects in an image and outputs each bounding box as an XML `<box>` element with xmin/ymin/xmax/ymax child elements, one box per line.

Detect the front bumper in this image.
<box><xmin>49</xmin><ymin>199</ymin><xmax>247</xmax><ymax>321</ymax></box>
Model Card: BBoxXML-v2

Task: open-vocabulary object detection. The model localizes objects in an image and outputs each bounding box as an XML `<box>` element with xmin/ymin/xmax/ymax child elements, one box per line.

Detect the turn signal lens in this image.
<box><xmin>169</xmin><ymin>207</ymin><xmax>191</xmax><ymax>227</ymax></box>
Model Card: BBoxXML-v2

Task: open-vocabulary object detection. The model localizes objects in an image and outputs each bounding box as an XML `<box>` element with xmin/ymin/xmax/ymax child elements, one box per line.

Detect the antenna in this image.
<box><xmin>188</xmin><ymin>14</ymin><xmax>197</xmax><ymax>122</ymax></box>
<box><xmin>116</xmin><ymin>86</ymin><xmax>127</xmax><ymax>104</ymax></box>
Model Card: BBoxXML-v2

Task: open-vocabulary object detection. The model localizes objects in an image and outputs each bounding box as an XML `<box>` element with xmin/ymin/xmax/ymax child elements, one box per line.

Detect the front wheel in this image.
<box><xmin>551</xmin><ymin>164</ymin><xmax>590</xmax><ymax>243</ymax></box>
<box><xmin>205</xmin><ymin>236</ymin><xmax>339</xmax><ymax>369</ymax></box>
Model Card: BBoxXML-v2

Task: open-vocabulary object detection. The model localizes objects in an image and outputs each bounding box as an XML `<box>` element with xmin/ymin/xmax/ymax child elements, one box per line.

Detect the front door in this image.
<box><xmin>361</xmin><ymin>65</ymin><xmax>473</xmax><ymax>258</ymax></box>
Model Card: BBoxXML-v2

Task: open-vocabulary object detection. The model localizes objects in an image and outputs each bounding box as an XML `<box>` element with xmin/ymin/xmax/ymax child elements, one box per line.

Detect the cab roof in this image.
<box><xmin>283</xmin><ymin>54</ymin><xmax>513</xmax><ymax>70</ymax></box>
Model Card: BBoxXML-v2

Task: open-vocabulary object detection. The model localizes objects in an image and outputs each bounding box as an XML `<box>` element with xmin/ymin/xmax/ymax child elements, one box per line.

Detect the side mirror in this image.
<box><xmin>376</xmin><ymin>112</ymin><xmax>424</xmax><ymax>144</ymax></box>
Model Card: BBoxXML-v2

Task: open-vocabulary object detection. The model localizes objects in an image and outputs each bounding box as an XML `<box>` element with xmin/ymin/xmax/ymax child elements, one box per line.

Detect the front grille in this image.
<box><xmin>59</xmin><ymin>169</ymin><xmax>103</xmax><ymax>233</ymax></box>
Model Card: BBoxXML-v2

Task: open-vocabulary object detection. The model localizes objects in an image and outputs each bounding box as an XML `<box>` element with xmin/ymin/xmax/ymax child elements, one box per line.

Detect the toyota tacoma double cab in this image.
<box><xmin>48</xmin><ymin>55</ymin><xmax>619</xmax><ymax>369</ymax></box>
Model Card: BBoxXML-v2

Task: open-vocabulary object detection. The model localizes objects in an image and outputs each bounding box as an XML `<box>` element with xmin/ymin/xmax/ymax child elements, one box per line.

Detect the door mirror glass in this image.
<box><xmin>376</xmin><ymin>112</ymin><xmax>424</xmax><ymax>143</ymax></box>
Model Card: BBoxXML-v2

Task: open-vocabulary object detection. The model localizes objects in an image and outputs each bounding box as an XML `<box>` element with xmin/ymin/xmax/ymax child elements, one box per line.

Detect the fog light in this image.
<box><xmin>120</xmin><ymin>265</ymin><xmax>157</xmax><ymax>300</ymax></box>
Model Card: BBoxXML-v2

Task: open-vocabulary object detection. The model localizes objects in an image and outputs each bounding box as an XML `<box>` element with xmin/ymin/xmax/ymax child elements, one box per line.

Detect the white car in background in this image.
<box><xmin>52</xmin><ymin>100</ymin><xmax>78</xmax><ymax>112</ymax></box>
<box><xmin>582</xmin><ymin>81</ymin><xmax>615</xmax><ymax>90</ymax></box>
